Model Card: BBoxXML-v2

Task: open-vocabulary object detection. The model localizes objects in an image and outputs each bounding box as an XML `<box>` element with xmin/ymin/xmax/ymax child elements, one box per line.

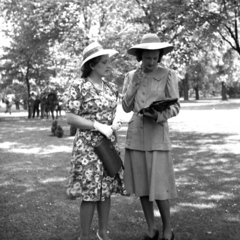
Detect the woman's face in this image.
<box><xmin>92</xmin><ymin>55</ymin><xmax>111</xmax><ymax>77</ymax></box>
<box><xmin>141</xmin><ymin>50</ymin><xmax>160</xmax><ymax>73</ymax></box>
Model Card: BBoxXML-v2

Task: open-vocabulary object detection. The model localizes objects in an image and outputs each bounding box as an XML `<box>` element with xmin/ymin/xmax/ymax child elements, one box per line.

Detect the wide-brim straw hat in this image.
<box><xmin>127</xmin><ymin>33</ymin><xmax>173</xmax><ymax>56</ymax></box>
<box><xmin>80</xmin><ymin>42</ymin><xmax>118</xmax><ymax>69</ymax></box>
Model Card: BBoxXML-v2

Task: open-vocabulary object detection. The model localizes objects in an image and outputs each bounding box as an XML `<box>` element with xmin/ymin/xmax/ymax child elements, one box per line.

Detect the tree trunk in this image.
<box><xmin>183</xmin><ymin>76</ymin><xmax>189</xmax><ymax>101</ymax></box>
<box><xmin>221</xmin><ymin>81</ymin><xmax>228</xmax><ymax>101</ymax></box>
<box><xmin>26</xmin><ymin>78</ymin><xmax>32</xmax><ymax>118</ymax></box>
<box><xmin>25</xmin><ymin>63</ymin><xmax>32</xmax><ymax>118</ymax></box>
<box><xmin>195</xmin><ymin>87</ymin><xmax>199</xmax><ymax>100</ymax></box>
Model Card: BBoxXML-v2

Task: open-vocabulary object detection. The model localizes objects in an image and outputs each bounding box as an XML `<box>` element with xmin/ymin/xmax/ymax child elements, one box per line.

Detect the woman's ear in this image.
<box><xmin>89</xmin><ymin>63</ymin><xmax>94</xmax><ymax>70</ymax></box>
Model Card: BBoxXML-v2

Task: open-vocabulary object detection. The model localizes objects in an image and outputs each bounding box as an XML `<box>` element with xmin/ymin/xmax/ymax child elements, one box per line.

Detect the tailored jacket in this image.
<box><xmin>122</xmin><ymin>66</ymin><xmax>180</xmax><ymax>151</ymax></box>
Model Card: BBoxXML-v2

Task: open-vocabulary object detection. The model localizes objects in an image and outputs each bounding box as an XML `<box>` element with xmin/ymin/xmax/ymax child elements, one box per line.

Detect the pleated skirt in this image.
<box><xmin>124</xmin><ymin>149</ymin><xmax>178</xmax><ymax>201</ymax></box>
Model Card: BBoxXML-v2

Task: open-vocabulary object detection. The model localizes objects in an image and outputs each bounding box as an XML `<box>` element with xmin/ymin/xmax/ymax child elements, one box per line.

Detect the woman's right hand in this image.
<box><xmin>131</xmin><ymin>67</ymin><xmax>145</xmax><ymax>87</ymax></box>
<box><xmin>93</xmin><ymin>121</ymin><xmax>113</xmax><ymax>138</ymax></box>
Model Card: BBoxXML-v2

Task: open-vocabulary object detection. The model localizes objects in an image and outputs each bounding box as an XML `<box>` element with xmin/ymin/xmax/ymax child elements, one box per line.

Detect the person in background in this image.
<box><xmin>28</xmin><ymin>92</ymin><xmax>35</xmax><ymax>118</ymax></box>
<box><xmin>64</xmin><ymin>41</ymin><xmax>126</xmax><ymax>240</ymax></box>
<box><xmin>4</xmin><ymin>96</ymin><xmax>12</xmax><ymax>114</ymax></box>
<box><xmin>122</xmin><ymin>33</ymin><xmax>180</xmax><ymax>240</ymax></box>
<box><xmin>33</xmin><ymin>95</ymin><xmax>41</xmax><ymax>118</ymax></box>
<box><xmin>2</xmin><ymin>95</ymin><xmax>13</xmax><ymax>114</ymax></box>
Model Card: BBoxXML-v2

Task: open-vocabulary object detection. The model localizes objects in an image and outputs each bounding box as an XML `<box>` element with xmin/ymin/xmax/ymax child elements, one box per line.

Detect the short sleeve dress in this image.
<box><xmin>65</xmin><ymin>78</ymin><xmax>126</xmax><ymax>201</ymax></box>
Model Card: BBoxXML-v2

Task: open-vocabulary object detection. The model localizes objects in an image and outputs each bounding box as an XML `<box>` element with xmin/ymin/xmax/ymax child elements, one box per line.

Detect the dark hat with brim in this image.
<box><xmin>127</xmin><ymin>33</ymin><xmax>173</xmax><ymax>56</ymax></box>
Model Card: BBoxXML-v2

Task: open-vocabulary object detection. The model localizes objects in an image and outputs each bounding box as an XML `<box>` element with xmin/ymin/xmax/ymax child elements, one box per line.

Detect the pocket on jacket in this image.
<box><xmin>151</xmin><ymin>81</ymin><xmax>159</xmax><ymax>91</ymax></box>
<box><xmin>150</xmin><ymin>76</ymin><xmax>166</xmax><ymax>90</ymax></box>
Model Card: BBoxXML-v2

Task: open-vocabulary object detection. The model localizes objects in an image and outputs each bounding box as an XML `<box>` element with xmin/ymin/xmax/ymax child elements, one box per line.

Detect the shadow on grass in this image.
<box><xmin>170</xmin><ymin>131</ymin><xmax>240</xmax><ymax>240</ymax></box>
<box><xmin>0</xmin><ymin>119</ymin><xmax>239</xmax><ymax>240</ymax></box>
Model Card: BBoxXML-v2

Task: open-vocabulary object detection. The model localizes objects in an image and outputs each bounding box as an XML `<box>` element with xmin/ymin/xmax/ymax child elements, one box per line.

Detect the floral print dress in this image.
<box><xmin>65</xmin><ymin>78</ymin><xmax>126</xmax><ymax>201</ymax></box>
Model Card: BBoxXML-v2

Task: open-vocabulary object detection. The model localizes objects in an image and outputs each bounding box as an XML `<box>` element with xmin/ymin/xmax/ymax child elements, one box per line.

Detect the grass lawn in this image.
<box><xmin>0</xmin><ymin>99</ymin><xmax>240</xmax><ymax>240</ymax></box>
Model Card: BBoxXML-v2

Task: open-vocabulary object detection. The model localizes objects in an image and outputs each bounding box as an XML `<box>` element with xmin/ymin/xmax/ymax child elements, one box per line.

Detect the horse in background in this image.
<box><xmin>40</xmin><ymin>92</ymin><xmax>61</xmax><ymax>120</ymax></box>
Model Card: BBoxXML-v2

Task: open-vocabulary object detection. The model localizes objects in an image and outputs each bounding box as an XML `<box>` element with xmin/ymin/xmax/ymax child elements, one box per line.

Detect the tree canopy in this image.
<box><xmin>0</xmin><ymin>0</ymin><xmax>239</xmax><ymax>103</ymax></box>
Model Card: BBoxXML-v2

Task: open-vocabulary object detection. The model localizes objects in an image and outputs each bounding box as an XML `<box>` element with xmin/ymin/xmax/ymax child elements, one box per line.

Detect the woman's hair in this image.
<box><xmin>135</xmin><ymin>49</ymin><xmax>164</xmax><ymax>63</ymax></box>
<box><xmin>81</xmin><ymin>56</ymin><xmax>102</xmax><ymax>78</ymax></box>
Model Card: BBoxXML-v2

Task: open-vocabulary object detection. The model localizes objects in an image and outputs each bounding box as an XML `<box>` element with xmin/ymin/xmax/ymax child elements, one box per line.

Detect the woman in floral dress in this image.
<box><xmin>65</xmin><ymin>42</ymin><xmax>126</xmax><ymax>240</ymax></box>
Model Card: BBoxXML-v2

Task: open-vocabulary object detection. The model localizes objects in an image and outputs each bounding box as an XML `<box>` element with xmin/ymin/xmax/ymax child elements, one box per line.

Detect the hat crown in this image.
<box><xmin>127</xmin><ymin>33</ymin><xmax>173</xmax><ymax>56</ymax></box>
<box><xmin>140</xmin><ymin>33</ymin><xmax>161</xmax><ymax>44</ymax></box>
<box><xmin>82</xmin><ymin>42</ymin><xmax>103</xmax><ymax>61</ymax></box>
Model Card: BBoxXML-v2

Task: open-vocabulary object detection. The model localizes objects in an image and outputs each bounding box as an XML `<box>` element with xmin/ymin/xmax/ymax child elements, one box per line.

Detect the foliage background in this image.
<box><xmin>0</xmin><ymin>0</ymin><xmax>240</xmax><ymax>103</ymax></box>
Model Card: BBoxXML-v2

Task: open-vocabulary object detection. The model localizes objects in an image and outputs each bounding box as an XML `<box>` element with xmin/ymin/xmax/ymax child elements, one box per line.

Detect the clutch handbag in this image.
<box><xmin>139</xmin><ymin>98</ymin><xmax>178</xmax><ymax>114</ymax></box>
<box><xmin>94</xmin><ymin>137</ymin><xmax>123</xmax><ymax>177</ymax></box>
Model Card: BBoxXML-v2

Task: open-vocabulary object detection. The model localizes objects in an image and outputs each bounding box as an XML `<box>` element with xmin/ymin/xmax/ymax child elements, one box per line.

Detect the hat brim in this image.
<box><xmin>80</xmin><ymin>49</ymin><xmax>118</xmax><ymax>69</ymax></box>
<box><xmin>127</xmin><ymin>43</ymin><xmax>173</xmax><ymax>56</ymax></box>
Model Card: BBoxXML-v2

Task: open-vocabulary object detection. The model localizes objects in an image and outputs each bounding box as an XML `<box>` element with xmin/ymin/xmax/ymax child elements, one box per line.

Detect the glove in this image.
<box><xmin>111</xmin><ymin>118</ymin><xmax>122</xmax><ymax>131</ymax></box>
<box><xmin>93</xmin><ymin>121</ymin><xmax>113</xmax><ymax>139</ymax></box>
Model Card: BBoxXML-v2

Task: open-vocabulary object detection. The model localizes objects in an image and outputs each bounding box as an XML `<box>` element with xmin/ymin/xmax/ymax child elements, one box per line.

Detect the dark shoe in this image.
<box><xmin>161</xmin><ymin>231</ymin><xmax>175</xmax><ymax>240</ymax></box>
<box><xmin>144</xmin><ymin>230</ymin><xmax>159</xmax><ymax>240</ymax></box>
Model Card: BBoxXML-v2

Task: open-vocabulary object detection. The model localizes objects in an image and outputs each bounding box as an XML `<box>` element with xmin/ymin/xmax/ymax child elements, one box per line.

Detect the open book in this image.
<box><xmin>139</xmin><ymin>98</ymin><xmax>178</xmax><ymax>114</ymax></box>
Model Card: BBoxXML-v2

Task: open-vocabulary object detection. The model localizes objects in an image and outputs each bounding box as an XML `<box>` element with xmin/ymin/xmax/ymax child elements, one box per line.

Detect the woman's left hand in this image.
<box><xmin>142</xmin><ymin>108</ymin><xmax>158</xmax><ymax>119</ymax></box>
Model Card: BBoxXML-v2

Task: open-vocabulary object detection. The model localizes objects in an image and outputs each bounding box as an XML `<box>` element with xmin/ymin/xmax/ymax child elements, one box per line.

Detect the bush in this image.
<box><xmin>227</xmin><ymin>81</ymin><xmax>240</xmax><ymax>98</ymax></box>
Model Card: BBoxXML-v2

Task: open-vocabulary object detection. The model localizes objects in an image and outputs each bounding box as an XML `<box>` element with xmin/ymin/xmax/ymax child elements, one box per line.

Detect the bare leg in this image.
<box><xmin>156</xmin><ymin>199</ymin><xmax>172</xmax><ymax>239</ymax></box>
<box><xmin>97</xmin><ymin>197</ymin><xmax>111</xmax><ymax>240</ymax></box>
<box><xmin>79</xmin><ymin>200</ymin><xmax>96</xmax><ymax>240</ymax></box>
<box><xmin>140</xmin><ymin>196</ymin><xmax>156</xmax><ymax>237</ymax></box>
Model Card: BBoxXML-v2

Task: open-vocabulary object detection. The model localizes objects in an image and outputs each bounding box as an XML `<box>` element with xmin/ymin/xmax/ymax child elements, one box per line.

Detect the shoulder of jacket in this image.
<box><xmin>126</xmin><ymin>69</ymin><xmax>137</xmax><ymax>78</ymax></box>
<box><xmin>157</xmin><ymin>66</ymin><xmax>178</xmax><ymax>79</ymax></box>
<box><xmin>156</xmin><ymin>66</ymin><xmax>170</xmax><ymax>75</ymax></box>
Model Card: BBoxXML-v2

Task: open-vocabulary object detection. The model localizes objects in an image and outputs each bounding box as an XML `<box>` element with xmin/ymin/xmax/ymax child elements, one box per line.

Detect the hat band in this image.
<box><xmin>83</xmin><ymin>45</ymin><xmax>103</xmax><ymax>60</ymax></box>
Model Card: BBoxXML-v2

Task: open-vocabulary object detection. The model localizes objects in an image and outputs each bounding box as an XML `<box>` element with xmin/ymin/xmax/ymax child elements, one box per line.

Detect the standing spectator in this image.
<box><xmin>40</xmin><ymin>93</ymin><xmax>47</xmax><ymax>119</ymax></box>
<box><xmin>14</xmin><ymin>97</ymin><xmax>21</xmax><ymax>110</ymax></box>
<box><xmin>33</xmin><ymin>96</ymin><xmax>41</xmax><ymax>118</ymax></box>
<box><xmin>4</xmin><ymin>96</ymin><xmax>12</xmax><ymax>114</ymax></box>
<box><xmin>28</xmin><ymin>93</ymin><xmax>35</xmax><ymax>118</ymax></box>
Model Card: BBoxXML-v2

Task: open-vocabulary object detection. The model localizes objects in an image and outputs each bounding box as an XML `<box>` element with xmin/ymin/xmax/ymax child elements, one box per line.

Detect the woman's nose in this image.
<box><xmin>107</xmin><ymin>64</ymin><xmax>112</xmax><ymax>70</ymax></box>
<box><xmin>149</xmin><ymin>59</ymin><xmax>154</xmax><ymax>65</ymax></box>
